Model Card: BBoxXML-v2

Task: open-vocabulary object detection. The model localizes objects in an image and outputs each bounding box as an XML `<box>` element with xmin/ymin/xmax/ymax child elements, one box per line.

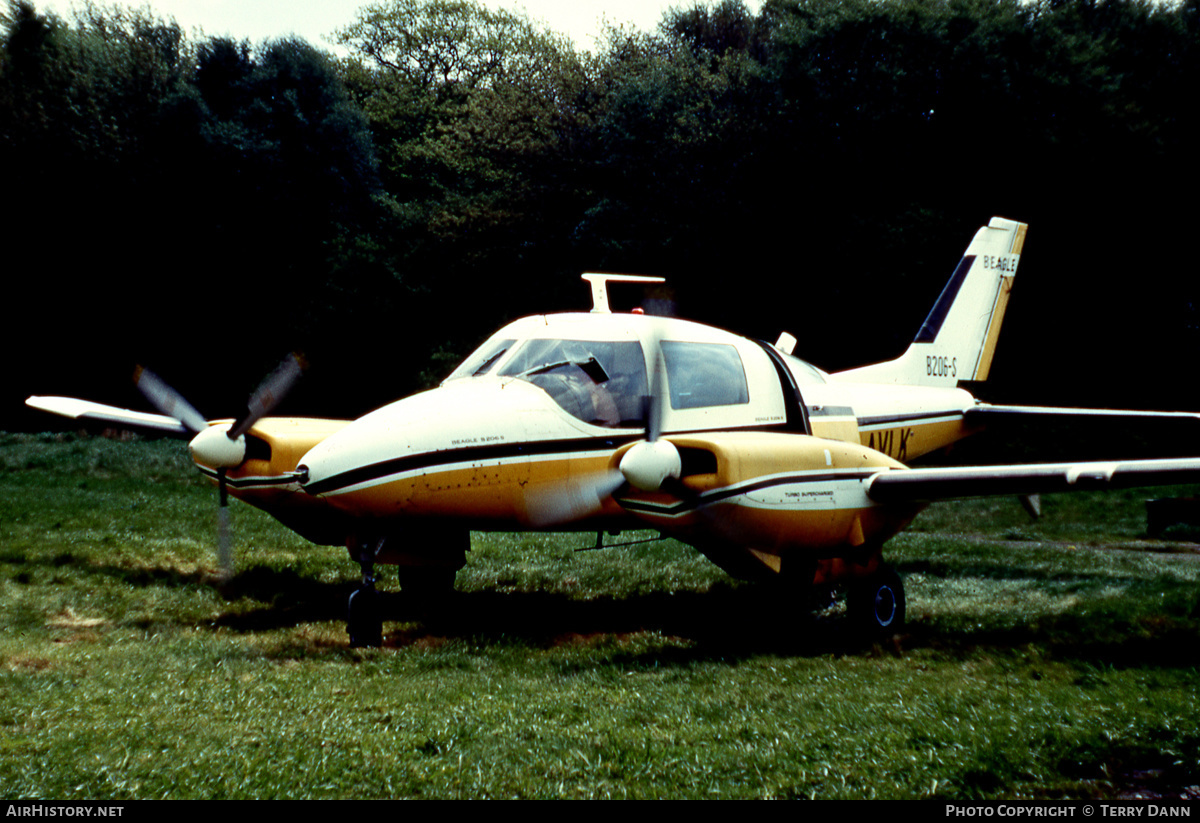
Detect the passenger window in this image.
<box><xmin>661</xmin><ymin>341</ymin><xmax>749</xmax><ymax>409</ymax></box>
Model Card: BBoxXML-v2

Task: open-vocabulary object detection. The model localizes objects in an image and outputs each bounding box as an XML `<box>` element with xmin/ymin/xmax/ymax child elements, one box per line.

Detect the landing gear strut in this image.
<box><xmin>347</xmin><ymin>537</ymin><xmax>384</xmax><ymax>648</ymax></box>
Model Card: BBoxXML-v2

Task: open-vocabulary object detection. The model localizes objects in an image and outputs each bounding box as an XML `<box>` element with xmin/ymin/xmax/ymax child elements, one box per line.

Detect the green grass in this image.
<box><xmin>2</xmin><ymin>433</ymin><xmax>1199</xmax><ymax>799</ymax></box>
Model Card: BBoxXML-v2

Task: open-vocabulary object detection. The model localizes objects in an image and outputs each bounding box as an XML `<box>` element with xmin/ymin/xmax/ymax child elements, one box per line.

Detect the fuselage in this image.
<box><xmin>200</xmin><ymin>311</ymin><xmax>983</xmax><ymax>576</ymax></box>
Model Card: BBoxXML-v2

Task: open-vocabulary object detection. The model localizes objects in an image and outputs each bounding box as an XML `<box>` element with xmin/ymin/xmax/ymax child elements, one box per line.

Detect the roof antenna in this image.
<box><xmin>581</xmin><ymin>273</ymin><xmax>665</xmax><ymax>314</ymax></box>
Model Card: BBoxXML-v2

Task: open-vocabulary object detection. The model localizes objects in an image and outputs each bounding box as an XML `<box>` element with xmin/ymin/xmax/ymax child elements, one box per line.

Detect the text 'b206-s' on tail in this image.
<box><xmin>27</xmin><ymin>217</ymin><xmax>1200</xmax><ymax>645</ymax></box>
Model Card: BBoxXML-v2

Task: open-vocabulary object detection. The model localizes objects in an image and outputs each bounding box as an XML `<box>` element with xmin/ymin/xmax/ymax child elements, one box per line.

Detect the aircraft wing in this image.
<box><xmin>25</xmin><ymin>396</ymin><xmax>191</xmax><ymax>436</ymax></box>
<box><xmin>865</xmin><ymin>456</ymin><xmax>1200</xmax><ymax>503</ymax></box>
<box><xmin>965</xmin><ymin>404</ymin><xmax>1200</xmax><ymax>428</ymax></box>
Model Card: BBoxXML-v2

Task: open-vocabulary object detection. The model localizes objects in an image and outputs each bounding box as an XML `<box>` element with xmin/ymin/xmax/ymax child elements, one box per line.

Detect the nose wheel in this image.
<box><xmin>347</xmin><ymin>585</ymin><xmax>382</xmax><ymax>648</ymax></box>
<box><xmin>344</xmin><ymin>535</ymin><xmax>464</xmax><ymax>647</ymax></box>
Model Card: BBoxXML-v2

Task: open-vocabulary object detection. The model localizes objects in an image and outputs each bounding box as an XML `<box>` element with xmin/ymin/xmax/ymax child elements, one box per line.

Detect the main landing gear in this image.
<box><xmin>847</xmin><ymin>564</ymin><xmax>906</xmax><ymax>638</ymax></box>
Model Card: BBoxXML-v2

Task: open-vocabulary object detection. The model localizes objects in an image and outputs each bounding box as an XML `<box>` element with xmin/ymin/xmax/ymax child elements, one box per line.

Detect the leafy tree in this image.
<box><xmin>335</xmin><ymin>0</ymin><xmax>592</xmax><ymax>346</ymax></box>
<box><xmin>336</xmin><ymin>0</ymin><xmax>583</xmax><ymax>202</ymax></box>
<box><xmin>168</xmin><ymin>37</ymin><xmax>402</xmax><ymax>412</ymax></box>
<box><xmin>1</xmin><ymin>2</ymin><xmax>199</xmax><ymax>414</ymax></box>
<box><xmin>565</xmin><ymin>10</ymin><xmax>775</xmax><ymax>328</ymax></box>
<box><xmin>189</xmin><ymin>37</ymin><xmax>381</xmax><ymax>236</ymax></box>
<box><xmin>0</xmin><ymin>1</ymin><xmax>66</xmax><ymax>151</ymax></box>
<box><xmin>336</xmin><ymin>0</ymin><xmax>571</xmax><ymax>93</ymax></box>
<box><xmin>1</xmin><ymin>4</ymin><xmax>400</xmax><ymax>420</ymax></box>
<box><xmin>1</xmin><ymin>1</ymin><xmax>191</xmax><ymax>200</ymax></box>
<box><xmin>664</xmin><ymin>0</ymin><xmax>773</xmax><ymax>62</ymax></box>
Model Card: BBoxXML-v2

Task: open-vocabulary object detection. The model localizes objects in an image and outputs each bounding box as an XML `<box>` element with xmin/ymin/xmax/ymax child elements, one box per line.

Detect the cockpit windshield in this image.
<box><xmin>445</xmin><ymin>338</ymin><xmax>515</xmax><ymax>381</ymax></box>
<box><xmin>498</xmin><ymin>339</ymin><xmax>648</xmax><ymax>428</ymax></box>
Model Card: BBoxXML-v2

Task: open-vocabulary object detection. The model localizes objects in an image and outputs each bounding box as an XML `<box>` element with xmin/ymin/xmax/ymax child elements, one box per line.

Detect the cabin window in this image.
<box><xmin>661</xmin><ymin>341</ymin><xmax>750</xmax><ymax>409</ymax></box>
<box><xmin>784</xmin><ymin>355</ymin><xmax>827</xmax><ymax>386</ymax></box>
<box><xmin>498</xmin><ymin>339</ymin><xmax>648</xmax><ymax>428</ymax></box>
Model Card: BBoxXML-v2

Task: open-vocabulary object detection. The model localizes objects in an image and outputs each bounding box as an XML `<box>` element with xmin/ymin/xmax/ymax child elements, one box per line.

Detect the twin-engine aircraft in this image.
<box><xmin>27</xmin><ymin>217</ymin><xmax>1200</xmax><ymax>645</ymax></box>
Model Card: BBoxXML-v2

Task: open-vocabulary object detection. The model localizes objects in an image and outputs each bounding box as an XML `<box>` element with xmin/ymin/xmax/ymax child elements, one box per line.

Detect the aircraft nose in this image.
<box><xmin>295</xmin><ymin>434</ymin><xmax>358</xmax><ymax>497</ymax></box>
<box><xmin>294</xmin><ymin>379</ymin><xmax>559</xmax><ymax>505</ymax></box>
<box><xmin>295</xmin><ymin>457</ymin><xmax>335</xmax><ymax>496</ymax></box>
<box><xmin>294</xmin><ymin>387</ymin><xmax>459</xmax><ymax>498</ymax></box>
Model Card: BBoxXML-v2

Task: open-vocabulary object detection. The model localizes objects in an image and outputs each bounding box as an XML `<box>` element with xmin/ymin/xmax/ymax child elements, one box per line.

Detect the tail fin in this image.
<box><xmin>834</xmin><ymin>216</ymin><xmax>1027</xmax><ymax>386</ymax></box>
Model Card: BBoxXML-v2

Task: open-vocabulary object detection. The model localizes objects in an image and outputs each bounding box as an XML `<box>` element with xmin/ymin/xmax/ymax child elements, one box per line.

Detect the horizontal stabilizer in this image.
<box><xmin>866</xmin><ymin>456</ymin><xmax>1200</xmax><ymax>503</ymax></box>
<box><xmin>25</xmin><ymin>396</ymin><xmax>191</xmax><ymax>436</ymax></box>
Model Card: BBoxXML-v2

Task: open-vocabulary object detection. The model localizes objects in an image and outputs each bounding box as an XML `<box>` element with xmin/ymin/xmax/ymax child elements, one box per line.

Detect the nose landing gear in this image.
<box><xmin>344</xmin><ymin>531</ymin><xmax>468</xmax><ymax>647</ymax></box>
<box><xmin>347</xmin><ymin>537</ymin><xmax>384</xmax><ymax>648</ymax></box>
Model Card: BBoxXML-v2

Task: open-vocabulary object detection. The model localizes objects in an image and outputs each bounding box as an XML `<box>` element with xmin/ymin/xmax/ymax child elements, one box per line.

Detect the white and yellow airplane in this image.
<box><xmin>26</xmin><ymin>217</ymin><xmax>1200</xmax><ymax>645</ymax></box>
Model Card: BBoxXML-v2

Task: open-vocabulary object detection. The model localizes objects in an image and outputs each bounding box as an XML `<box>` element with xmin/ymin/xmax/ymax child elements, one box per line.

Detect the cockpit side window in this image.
<box><xmin>661</xmin><ymin>341</ymin><xmax>750</xmax><ymax>410</ymax></box>
<box><xmin>445</xmin><ymin>338</ymin><xmax>515</xmax><ymax>381</ymax></box>
<box><xmin>499</xmin><ymin>339</ymin><xmax>648</xmax><ymax>428</ymax></box>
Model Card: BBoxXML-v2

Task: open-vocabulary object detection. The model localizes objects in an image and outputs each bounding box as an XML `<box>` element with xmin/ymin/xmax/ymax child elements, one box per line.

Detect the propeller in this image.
<box><xmin>133</xmin><ymin>353</ymin><xmax>305</xmax><ymax>578</ymax></box>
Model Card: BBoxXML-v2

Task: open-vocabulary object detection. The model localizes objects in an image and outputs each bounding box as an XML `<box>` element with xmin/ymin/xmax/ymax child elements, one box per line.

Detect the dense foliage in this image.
<box><xmin>4</xmin><ymin>0</ymin><xmax>1198</xmax><ymax>426</ymax></box>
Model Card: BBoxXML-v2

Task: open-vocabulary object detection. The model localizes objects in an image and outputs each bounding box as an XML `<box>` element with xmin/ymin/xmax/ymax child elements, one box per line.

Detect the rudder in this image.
<box><xmin>835</xmin><ymin>217</ymin><xmax>1027</xmax><ymax>386</ymax></box>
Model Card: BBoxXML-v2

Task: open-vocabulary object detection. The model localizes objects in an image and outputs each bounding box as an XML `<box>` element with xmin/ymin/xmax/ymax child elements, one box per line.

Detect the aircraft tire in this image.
<box><xmin>848</xmin><ymin>564</ymin><xmax>906</xmax><ymax>638</ymax></box>
<box><xmin>347</xmin><ymin>587</ymin><xmax>383</xmax><ymax>648</ymax></box>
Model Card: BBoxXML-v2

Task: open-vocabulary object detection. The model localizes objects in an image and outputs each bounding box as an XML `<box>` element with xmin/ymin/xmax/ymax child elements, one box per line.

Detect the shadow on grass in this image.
<box><xmin>215</xmin><ymin>575</ymin><xmax>871</xmax><ymax>661</ymax></box>
<box><xmin>51</xmin><ymin>554</ymin><xmax>1200</xmax><ymax>669</ymax></box>
<box><xmin>214</xmin><ymin>568</ymin><xmax>1200</xmax><ymax>670</ymax></box>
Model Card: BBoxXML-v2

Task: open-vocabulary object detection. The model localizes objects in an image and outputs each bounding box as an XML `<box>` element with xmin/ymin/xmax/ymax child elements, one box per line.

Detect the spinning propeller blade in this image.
<box><xmin>230</xmin><ymin>352</ymin><xmax>305</xmax><ymax>440</ymax></box>
<box><xmin>133</xmin><ymin>366</ymin><xmax>207</xmax><ymax>434</ymax></box>
<box><xmin>619</xmin><ymin>318</ymin><xmax>682</xmax><ymax>492</ymax></box>
<box><xmin>130</xmin><ymin>355</ymin><xmax>303</xmax><ymax>579</ymax></box>
<box><xmin>644</xmin><ymin>322</ymin><xmax>666</xmax><ymax>444</ymax></box>
<box><xmin>526</xmin><ymin>468</ymin><xmax>626</xmax><ymax>527</ymax></box>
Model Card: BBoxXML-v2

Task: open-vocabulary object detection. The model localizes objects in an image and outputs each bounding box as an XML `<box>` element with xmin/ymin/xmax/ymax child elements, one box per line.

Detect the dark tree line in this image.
<box><xmin>4</xmin><ymin>0</ymin><xmax>1199</xmax><ymax>430</ymax></box>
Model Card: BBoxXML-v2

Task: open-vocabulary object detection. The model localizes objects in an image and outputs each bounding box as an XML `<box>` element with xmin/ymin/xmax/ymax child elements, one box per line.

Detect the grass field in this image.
<box><xmin>2</xmin><ymin>432</ymin><xmax>1199</xmax><ymax>799</ymax></box>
